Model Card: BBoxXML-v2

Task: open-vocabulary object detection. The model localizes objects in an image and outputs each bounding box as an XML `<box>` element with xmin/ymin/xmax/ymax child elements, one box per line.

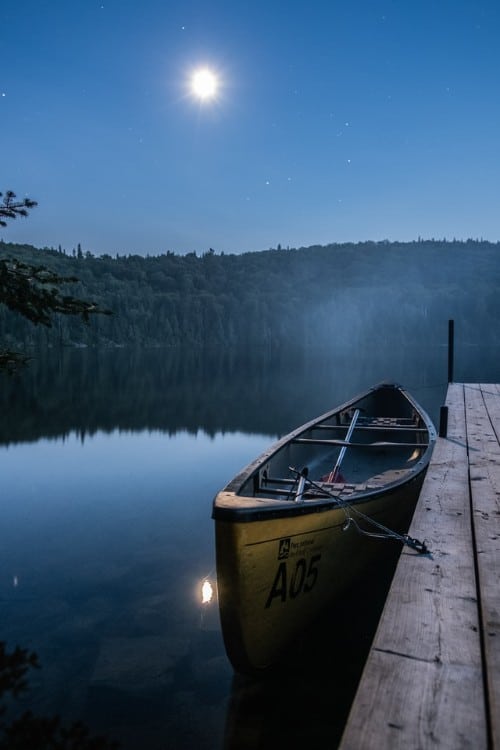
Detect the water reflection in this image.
<box><xmin>0</xmin><ymin>343</ymin><xmax>454</xmax><ymax>446</ymax></box>
<box><xmin>1</xmin><ymin>343</ymin><xmax>498</xmax><ymax>748</ymax></box>
<box><xmin>0</xmin><ymin>427</ymin><xmax>236</xmax><ymax>749</ymax></box>
<box><xmin>201</xmin><ymin>580</ymin><xmax>215</xmax><ymax>605</ymax></box>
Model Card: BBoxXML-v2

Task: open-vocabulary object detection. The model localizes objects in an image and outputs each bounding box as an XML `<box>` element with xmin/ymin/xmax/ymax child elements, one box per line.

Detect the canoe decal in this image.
<box><xmin>265</xmin><ymin>535</ymin><xmax>322</xmax><ymax>608</ymax></box>
<box><xmin>278</xmin><ymin>538</ymin><xmax>291</xmax><ymax>559</ymax></box>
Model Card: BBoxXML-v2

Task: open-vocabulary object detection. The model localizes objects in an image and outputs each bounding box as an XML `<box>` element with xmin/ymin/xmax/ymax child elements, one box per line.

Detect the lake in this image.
<box><xmin>1</xmin><ymin>341</ymin><xmax>497</xmax><ymax>749</ymax></box>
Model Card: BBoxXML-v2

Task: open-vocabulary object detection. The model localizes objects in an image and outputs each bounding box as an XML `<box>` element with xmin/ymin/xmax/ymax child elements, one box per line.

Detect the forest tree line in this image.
<box><xmin>0</xmin><ymin>238</ymin><xmax>499</xmax><ymax>350</ymax></box>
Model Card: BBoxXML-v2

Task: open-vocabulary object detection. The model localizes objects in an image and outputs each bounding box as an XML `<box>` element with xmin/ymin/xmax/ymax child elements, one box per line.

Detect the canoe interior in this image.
<box><xmin>219</xmin><ymin>383</ymin><xmax>435</xmax><ymax>510</ymax></box>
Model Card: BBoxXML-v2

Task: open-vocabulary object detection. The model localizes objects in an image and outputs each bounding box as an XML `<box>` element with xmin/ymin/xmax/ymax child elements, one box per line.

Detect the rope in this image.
<box><xmin>289</xmin><ymin>466</ymin><xmax>430</xmax><ymax>555</ymax></box>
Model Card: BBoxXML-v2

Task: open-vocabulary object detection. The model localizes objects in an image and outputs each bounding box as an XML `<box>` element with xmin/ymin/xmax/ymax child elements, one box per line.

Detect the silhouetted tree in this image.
<box><xmin>0</xmin><ymin>642</ymin><xmax>119</xmax><ymax>749</ymax></box>
<box><xmin>0</xmin><ymin>191</ymin><xmax>38</xmax><ymax>227</ymax></box>
<box><xmin>0</xmin><ymin>191</ymin><xmax>110</xmax><ymax>370</ymax></box>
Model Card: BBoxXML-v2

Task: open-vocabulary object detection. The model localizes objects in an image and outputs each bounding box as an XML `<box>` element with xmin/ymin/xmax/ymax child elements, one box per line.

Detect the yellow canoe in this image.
<box><xmin>212</xmin><ymin>382</ymin><xmax>436</xmax><ymax>673</ymax></box>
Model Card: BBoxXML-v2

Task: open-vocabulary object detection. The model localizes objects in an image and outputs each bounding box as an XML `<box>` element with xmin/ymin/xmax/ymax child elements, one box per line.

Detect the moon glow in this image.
<box><xmin>191</xmin><ymin>68</ymin><xmax>218</xmax><ymax>100</ymax></box>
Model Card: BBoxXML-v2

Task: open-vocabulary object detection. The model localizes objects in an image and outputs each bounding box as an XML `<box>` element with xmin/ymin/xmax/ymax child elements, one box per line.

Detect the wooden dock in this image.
<box><xmin>339</xmin><ymin>383</ymin><xmax>500</xmax><ymax>750</ymax></box>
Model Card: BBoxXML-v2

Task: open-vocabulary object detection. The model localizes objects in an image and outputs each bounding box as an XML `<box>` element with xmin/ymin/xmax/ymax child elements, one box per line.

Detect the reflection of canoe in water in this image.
<box><xmin>212</xmin><ymin>382</ymin><xmax>436</xmax><ymax>673</ymax></box>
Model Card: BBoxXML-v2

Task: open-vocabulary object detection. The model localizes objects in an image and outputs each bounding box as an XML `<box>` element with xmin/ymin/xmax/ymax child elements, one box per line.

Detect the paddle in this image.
<box><xmin>324</xmin><ymin>408</ymin><xmax>360</xmax><ymax>482</ymax></box>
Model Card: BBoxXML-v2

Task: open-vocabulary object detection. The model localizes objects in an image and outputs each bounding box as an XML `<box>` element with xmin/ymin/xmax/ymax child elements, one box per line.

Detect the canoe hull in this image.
<box><xmin>216</xmin><ymin>473</ymin><xmax>425</xmax><ymax>672</ymax></box>
<box><xmin>213</xmin><ymin>383</ymin><xmax>435</xmax><ymax>672</ymax></box>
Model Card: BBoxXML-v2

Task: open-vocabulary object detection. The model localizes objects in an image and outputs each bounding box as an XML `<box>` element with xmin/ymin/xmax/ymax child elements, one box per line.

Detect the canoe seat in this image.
<box><xmin>262</xmin><ymin>477</ymin><xmax>295</xmax><ymax>487</ymax></box>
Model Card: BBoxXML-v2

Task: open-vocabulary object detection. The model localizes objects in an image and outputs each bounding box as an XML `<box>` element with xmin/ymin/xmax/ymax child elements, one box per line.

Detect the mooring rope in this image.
<box><xmin>289</xmin><ymin>466</ymin><xmax>430</xmax><ymax>555</ymax></box>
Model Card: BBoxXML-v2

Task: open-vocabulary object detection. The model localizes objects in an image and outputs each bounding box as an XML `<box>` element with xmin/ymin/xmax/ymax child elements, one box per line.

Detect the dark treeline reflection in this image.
<box><xmin>0</xmin><ymin>342</ymin><xmax>469</xmax><ymax>446</ymax></box>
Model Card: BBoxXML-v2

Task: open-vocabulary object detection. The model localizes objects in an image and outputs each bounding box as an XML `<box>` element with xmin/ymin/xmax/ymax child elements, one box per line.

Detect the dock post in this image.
<box><xmin>439</xmin><ymin>405</ymin><xmax>448</xmax><ymax>437</ymax></box>
<box><xmin>448</xmin><ymin>319</ymin><xmax>455</xmax><ymax>383</ymax></box>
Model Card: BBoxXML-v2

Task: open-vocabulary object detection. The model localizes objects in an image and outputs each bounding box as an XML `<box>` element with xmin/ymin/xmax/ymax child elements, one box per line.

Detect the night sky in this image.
<box><xmin>2</xmin><ymin>0</ymin><xmax>499</xmax><ymax>255</ymax></box>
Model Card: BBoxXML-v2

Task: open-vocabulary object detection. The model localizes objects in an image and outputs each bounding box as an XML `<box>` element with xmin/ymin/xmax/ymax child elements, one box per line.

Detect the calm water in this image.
<box><xmin>1</xmin><ymin>343</ymin><xmax>498</xmax><ymax>748</ymax></box>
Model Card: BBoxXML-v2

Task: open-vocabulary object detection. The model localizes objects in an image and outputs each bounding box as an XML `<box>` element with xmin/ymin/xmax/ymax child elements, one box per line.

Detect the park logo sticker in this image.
<box><xmin>277</xmin><ymin>538</ymin><xmax>290</xmax><ymax>560</ymax></box>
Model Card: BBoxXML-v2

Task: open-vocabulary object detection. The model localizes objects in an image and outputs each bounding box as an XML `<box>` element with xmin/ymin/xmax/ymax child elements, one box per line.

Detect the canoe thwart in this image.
<box><xmin>292</xmin><ymin>437</ymin><xmax>428</xmax><ymax>449</ymax></box>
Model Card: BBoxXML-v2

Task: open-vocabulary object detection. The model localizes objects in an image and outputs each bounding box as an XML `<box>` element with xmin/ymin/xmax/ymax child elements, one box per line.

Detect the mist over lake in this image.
<box><xmin>1</xmin><ymin>341</ymin><xmax>498</xmax><ymax>748</ymax></box>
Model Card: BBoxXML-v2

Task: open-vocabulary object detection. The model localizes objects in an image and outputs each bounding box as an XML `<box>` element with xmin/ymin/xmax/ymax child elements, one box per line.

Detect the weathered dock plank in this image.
<box><xmin>339</xmin><ymin>383</ymin><xmax>488</xmax><ymax>750</ymax></box>
<box><xmin>465</xmin><ymin>384</ymin><xmax>500</xmax><ymax>748</ymax></box>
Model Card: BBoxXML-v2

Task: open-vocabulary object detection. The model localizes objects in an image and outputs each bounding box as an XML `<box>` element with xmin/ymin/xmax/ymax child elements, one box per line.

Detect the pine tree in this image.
<box><xmin>0</xmin><ymin>190</ymin><xmax>38</xmax><ymax>226</ymax></box>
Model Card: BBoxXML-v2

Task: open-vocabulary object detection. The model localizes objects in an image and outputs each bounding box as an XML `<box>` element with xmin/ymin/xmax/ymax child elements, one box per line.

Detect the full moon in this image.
<box><xmin>191</xmin><ymin>68</ymin><xmax>218</xmax><ymax>100</ymax></box>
